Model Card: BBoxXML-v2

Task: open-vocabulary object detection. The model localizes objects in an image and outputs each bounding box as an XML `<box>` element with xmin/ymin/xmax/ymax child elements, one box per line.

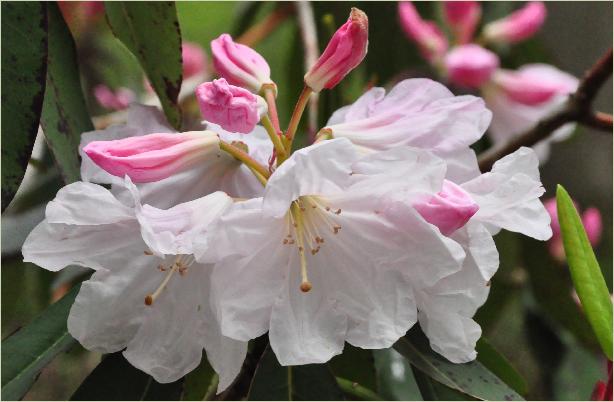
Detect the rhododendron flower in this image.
<box><xmin>211</xmin><ymin>33</ymin><xmax>274</xmax><ymax>93</ymax></box>
<box><xmin>304</xmin><ymin>8</ymin><xmax>369</xmax><ymax>92</ymax></box>
<box><xmin>94</xmin><ymin>85</ymin><xmax>135</xmax><ymax>111</ymax></box>
<box><xmin>483</xmin><ymin>1</ymin><xmax>547</xmax><ymax>44</ymax></box>
<box><xmin>196</xmin><ymin>78</ymin><xmax>267</xmax><ymax>134</ymax></box>
<box><xmin>324</xmin><ymin>78</ymin><xmax>491</xmax><ymax>182</ymax></box>
<box><xmin>544</xmin><ymin>197</ymin><xmax>602</xmax><ymax>261</ymax></box>
<box><xmin>80</xmin><ymin>104</ymin><xmax>272</xmax><ymax>207</ymax></box>
<box><xmin>196</xmin><ymin>139</ymin><xmax>466</xmax><ymax>365</ymax></box>
<box><xmin>443</xmin><ymin>2</ymin><xmax>481</xmax><ymax>44</ymax></box>
<box><xmin>21</xmin><ymin>178</ymin><xmax>246</xmax><ymax>390</ymax></box>
<box><xmin>444</xmin><ymin>45</ymin><xmax>499</xmax><ymax>88</ymax></box>
<box><xmin>484</xmin><ymin>64</ymin><xmax>579</xmax><ymax>160</ymax></box>
<box><xmin>373</xmin><ymin>147</ymin><xmax>551</xmax><ymax>362</ymax></box>
<box><xmin>398</xmin><ymin>1</ymin><xmax>448</xmax><ymax>62</ymax></box>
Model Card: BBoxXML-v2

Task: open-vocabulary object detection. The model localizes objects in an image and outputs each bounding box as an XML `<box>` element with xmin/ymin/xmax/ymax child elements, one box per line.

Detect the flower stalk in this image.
<box><xmin>285</xmin><ymin>85</ymin><xmax>313</xmax><ymax>151</ymax></box>
<box><xmin>260</xmin><ymin>83</ymin><xmax>282</xmax><ymax>133</ymax></box>
<box><xmin>219</xmin><ymin>140</ymin><xmax>270</xmax><ymax>180</ymax></box>
<box><xmin>261</xmin><ymin>114</ymin><xmax>287</xmax><ymax>162</ymax></box>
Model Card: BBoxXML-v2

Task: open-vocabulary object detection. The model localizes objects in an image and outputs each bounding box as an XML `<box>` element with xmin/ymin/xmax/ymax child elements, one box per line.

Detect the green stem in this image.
<box><xmin>285</xmin><ymin>85</ymin><xmax>313</xmax><ymax>152</ymax></box>
<box><xmin>261</xmin><ymin>114</ymin><xmax>287</xmax><ymax>162</ymax></box>
<box><xmin>336</xmin><ymin>377</ymin><xmax>383</xmax><ymax>401</ymax></box>
<box><xmin>203</xmin><ymin>374</ymin><xmax>219</xmax><ymax>400</ymax></box>
<box><xmin>219</xmin><ymin>140</ymin><xmax>270</xmax><ymax>180</ymax></box>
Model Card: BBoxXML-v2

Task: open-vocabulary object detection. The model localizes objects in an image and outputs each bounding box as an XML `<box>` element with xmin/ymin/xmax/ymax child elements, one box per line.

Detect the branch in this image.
<box><xmin>478</xmin><ymin>48</ymin><xmax>613</xmax><ymax>172</ymax></box>
<box><xmin>295</xmin><ymin>1</ymin><xmax>320</xmax><ymax>140</ymax></box>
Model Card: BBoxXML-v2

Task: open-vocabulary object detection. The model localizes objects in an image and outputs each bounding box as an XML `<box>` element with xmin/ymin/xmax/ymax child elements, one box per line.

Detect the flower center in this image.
<box><xmin>286</xmin><ymin>196</ymin><xmax>343</xmax><ymax>293</ymax></box>
<box><xmin>143</xmin><ymin>254</ymin><xmax>194</xmax><ymax>306</ymax></box>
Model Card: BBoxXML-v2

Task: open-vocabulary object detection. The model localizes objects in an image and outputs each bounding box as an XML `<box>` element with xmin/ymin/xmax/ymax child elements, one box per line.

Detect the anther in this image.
<box><xmin>283</xmin><ymin>239</ymin><xmax>289</xmax><ymax>245</ymax></box>
<box><xmin>335</xmin><ymin>209</ymin><xmax>342</xmax><ymax>215</ymax></box>
<box><xmin>333</xmin><ymin>225</ymin><xmax>341</xmax><ymax>234</ymax></box>
<box><xmin>144</xmin><ymin>250</ymin><xmax>153</xmax><ymax>255</ymax></box>
<box><xmin>157</xmin><ymin>264</ymin><xmax>166</xmax><ymax>271</ymax></box>
<box><xmin>144</xmin><ymin>295</ymin><xmax>153</xmax><ymax>305</ymax></box>
<box><xmin>300</xmin><ymin>281</ymin><xmax>312</xmax><ymax>292</ymax></box>
<box><xmin>325</xmin><ymin>206</ymin><xmax>331</xmax><ymax>211</ymax></box>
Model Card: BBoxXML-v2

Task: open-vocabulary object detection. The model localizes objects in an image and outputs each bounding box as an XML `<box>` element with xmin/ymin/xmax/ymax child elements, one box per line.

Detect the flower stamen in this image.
<box><xmin>145</xmin><ymin>255</ymin><xmax>192</xmax><ymax>306</ymax></box>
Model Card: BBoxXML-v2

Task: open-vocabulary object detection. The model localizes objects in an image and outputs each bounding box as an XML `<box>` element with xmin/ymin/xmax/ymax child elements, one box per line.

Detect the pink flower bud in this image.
<box><xmin>483</xmin><ymin>2</ymin><xmax>547</xmax><ymax>44</ymax></box>
<box><xmin>398</xmin><ymin>2</ymin><xmax>448</xmax><ymax>62</ymax></box>
<box><xmin>544</xmin><ymin>198</ymin><xmax>602</xmax><ymax>261</ymax></box>
<box><xmin>196</xmin><ymin>78</ymin><xmax>266</xmax><ymax>134</ymax></box>
<box><xmin>94</xmin><ymin>85</ymin><xmax>135</xmax><ymax>111</ymax></box>
<box><xmin>413</xmin><ymin>180</ymin><xmax>479</xmax><ymax>236</ymax></box>
<box><xmin>444</xmin><ymin>45</ymin><xmax>499</xmax><ymax>88</ymax></box>
<box><xmin>211</xmin><ymin>33</ymin><xmax>273</xmax><ymax>93</ymax></box>
<box><xmin>443</xmin><ymin>1</ymin><xmax>481</xmax><ymax>44</ymax></box>
<box><xmin>492</xmin><ymin>67</ymin><xmax>577</xmax><ymax>105</ymax></box>
<box><xmin>83</xmin><ymin>131</ymin><xmax>219</xmax><ymax>183</ymax></box>
<box><xmin>182</xmin><ymin>42</ymin><xmax>206</xmax><ymax>79</ymax></box>
<box><xmin>583</xmin><ymin>208</ymin><xmax>603</xmax><ymax>247</ymax></box>
<box><xmin>304</xmin><ymin>8</ymin><xmax>368</xmax><ymax>92</ymax></box>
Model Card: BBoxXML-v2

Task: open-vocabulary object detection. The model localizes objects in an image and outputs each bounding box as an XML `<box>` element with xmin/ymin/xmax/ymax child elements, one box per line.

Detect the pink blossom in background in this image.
<box><xmin>304</xmin><ymin>7</ymin><xmax>369</xmax><ymax>92</ymax></box>
<box><xmin>94</xmin><ymin>85</ymin><xmax>135</xmax><ymax>111</ymax></box>
<box><xmin>211</xmin><ymin>34</ymin><xmax>273</xmax><ymax>93</ymax></box>
<box><xmin>483</xmin><ymin>2</ymin><xmax>547</xmax><ymax>44</ymax></box>
<box><xmin>491</xmin><ymin>67</ymin><xmax>576</xmax><ymax>106</ymax></box>
<box><xmin>58</xmin><ymin>1</ymin><xmax>104</xmax><ymax>27</ymax></box>
<box><xmin>398</xmin><ymin>1</ymin><xmax>448</xmax><ymax>62</ymax></box>
<box><xmin>182</xmin><ymin>42</ymin><xmax>207</xmax><ymax>79</ymax></box>
<box><xmin>444</xmin><ymin>44</ymin><xmax>499</xmax><ymax>88</ymax></box>
<box><xmin>196</xmin><ymin>78</ymin><xmax>265</xmax><ymax>134</ymax></box>
<box><xmin>83</xmin><ymin>131</ymin><xmax>220</xmax><ymax>183</ymax></box>
<box><xmin>443</xmin><ymin>1</ymin><xmax>481</xmax><ymax>44</ymax></box>
<box><xmin>544</xmin><ymin>197</ymin><xmax>603</xmax><ymax>261</ymax></box>
<box><xmin>413</xmin><ymin>180</ymin><xmax>480</xmax><ymax>236</ymax></box>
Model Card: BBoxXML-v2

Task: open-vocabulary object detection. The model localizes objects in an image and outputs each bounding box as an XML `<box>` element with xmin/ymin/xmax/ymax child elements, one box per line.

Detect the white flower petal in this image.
<box><xmin>269</xmin><ymin>251</ymin><xmax>347</xmax><ymax>366</ymax></box>
<box><xmin>461</xmin><ymin>148</ymin><xmax>551</xmax><ymax>240</ymax></box>
<box><xmin>67</xmin><ymin>253</ymin><xmax>164</xmax><ymax>352</ymax></box>
<box><xmin>263</xmin><ymin>139</ymin><xmax>358</xmax><ymax>218</ymax></box>
<box><xmin>45</xmin><ymin>182</ymin><xmax>134</xmax><ymax>225</ymax></box>
<box><xmin>125</xmin><ymin>178</ymin><xmax>233</xmax><ymax>257</ymax></box>
<box><xmin>417</xmin><ymin>307</ymin><xmax>481</xmax><ymax>363</ymax></box>
<box><xmin>327</xmin><ymin>79</ymin><xmax>491</xmax><ymax>155</ymax></box>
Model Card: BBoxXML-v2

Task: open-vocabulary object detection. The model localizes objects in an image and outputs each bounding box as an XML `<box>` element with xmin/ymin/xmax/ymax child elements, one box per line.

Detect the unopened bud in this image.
<box><xmin>211</xmin><ymin>33</ymin><xmax>274</xmax><ymax>93</ymax></box>
<box><xmin>483</xmin><ymin>2</ymin><xmax>546</xmax><ymax>44</ymax></box>
<box><xmin>304</xmin><ymin>8</ymin><xmax>368</xmax><ymax>92</ymax></box>
<box><xmin>444</xmin><ymin>44</ymin><xmax>499</xmax><ymax>88</ymax></box>
<box><xmin>443</xmin><ymin>1</ymin><xmax>481</xmax><ymax>44</ymax></box>
<box><xmin>196</xmin><ymin>78</ymin><xmax>266</xmax><ymax>134</ymax></box>
<box><xmin>398</xmin><ymin>2</ymin><xmax>448</xmax><ymax>62</ymax></box>
<box><xmin>413</xmin><ymin>180</ymin><xmax>479</xmax><ymax>236</ymax></box>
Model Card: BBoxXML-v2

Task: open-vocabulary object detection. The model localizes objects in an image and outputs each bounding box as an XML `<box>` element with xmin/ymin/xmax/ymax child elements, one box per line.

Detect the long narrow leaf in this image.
<box><xmin>40</xmin><ymin>3</ymin><xmax>94</xmax><ymax>184</ymax></box>
<box><xmin>1</xmin><ymin>285</ymin><xmax>79</xmax><ymax>400</ymax></box>
<box><xmin>104</xmin><ymin>2</ymin><xmax>183</xmax><ymax>129</ymax></box>
<box><xmin>556</xmin><ymin>184</ymin><xmax>613</xmax><ymax>359</ymax></box>
<box><xmin>393</xmin><ymin>328</ymin><xmax>524</xmax><ymax>401</ymax></box>
<box><xmin>1</xmin><ymin>2</ymin><xmax>48</xmax><ymax>210</ymax></box>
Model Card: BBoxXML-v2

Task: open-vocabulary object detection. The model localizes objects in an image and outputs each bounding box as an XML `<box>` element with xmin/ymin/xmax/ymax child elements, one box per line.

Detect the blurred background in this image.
<box><xmin>1</xmin><ymin>2</ymin><xmax>612</xmax><ymax>400</ymax></box>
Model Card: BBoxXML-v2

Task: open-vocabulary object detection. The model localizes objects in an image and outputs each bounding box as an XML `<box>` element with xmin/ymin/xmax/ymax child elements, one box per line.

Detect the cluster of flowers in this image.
<box><xmin>398</xmin><ymin>1</ymin><xmax>579</xmax><ymax>160</ymax></box>
<box><xmin>23</xmin><ymin>7</ymin><xmax>553</xmax><ymax>393</ymax></box>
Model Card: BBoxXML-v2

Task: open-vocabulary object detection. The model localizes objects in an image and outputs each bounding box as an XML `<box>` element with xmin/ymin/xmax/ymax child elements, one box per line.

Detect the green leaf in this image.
<box><xmin>40</xmin><ymin>3</ymin><xmax>94</xmax><ymax>184</ymax></box>
<box><xmin>71</xmin><ymin>352</ymin><xmax>184</xmax><ymax>400</ymax></box>
<box><xmin>556</xmin><ymin>184</ymin><xmax>613</xmax><ymax>359</ymax></box>
<box><xmin>1</xmin><ymin>285</ymin><xmax>79</xmax><ymax>400</ymax></box>
<box><xmin>336</xmin><ymin>377</ymin><xmax>383</xmax><ymax>401</ymax></box>
<box><xmin>475</xmin><ymin>338</ymin><xmax>527</xmax><ymax>396</ymax></box>
<box><xmin>105</xmin><ymin>2</ymin><xmax>183</xmax><ymax>129</ymax></box>
<box><xmin>329</xmin><ymin>343</ymin><xmax>377</xmax><ymax>394</ymax></box>
<box><xmin>373</xmin><ymin>349</ymin><xmax>423</xmax><ymax>401</ymax></box>
<box><xmin>181</xmin><ymin>357</ymin><xmax>216</xmax><ymax>401</ymax></box>
<box><xmin>1</xmin><ymin>2</ymin><xmax>48</xmax><ymax>210</ymax></box>
<box><xmin>411</xmin><ymin>366</ymin><xmax>477</xmax><ymax>401</ymax></box>
<box><xmin>247</xmin><ymin>345</ymin><xmax>344</xmax><ymax>400</ymax></box>
<box><xmin>393</xmin><ymin>328</ymin><xmax>524</xmax><ymax>401</ymax></box>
